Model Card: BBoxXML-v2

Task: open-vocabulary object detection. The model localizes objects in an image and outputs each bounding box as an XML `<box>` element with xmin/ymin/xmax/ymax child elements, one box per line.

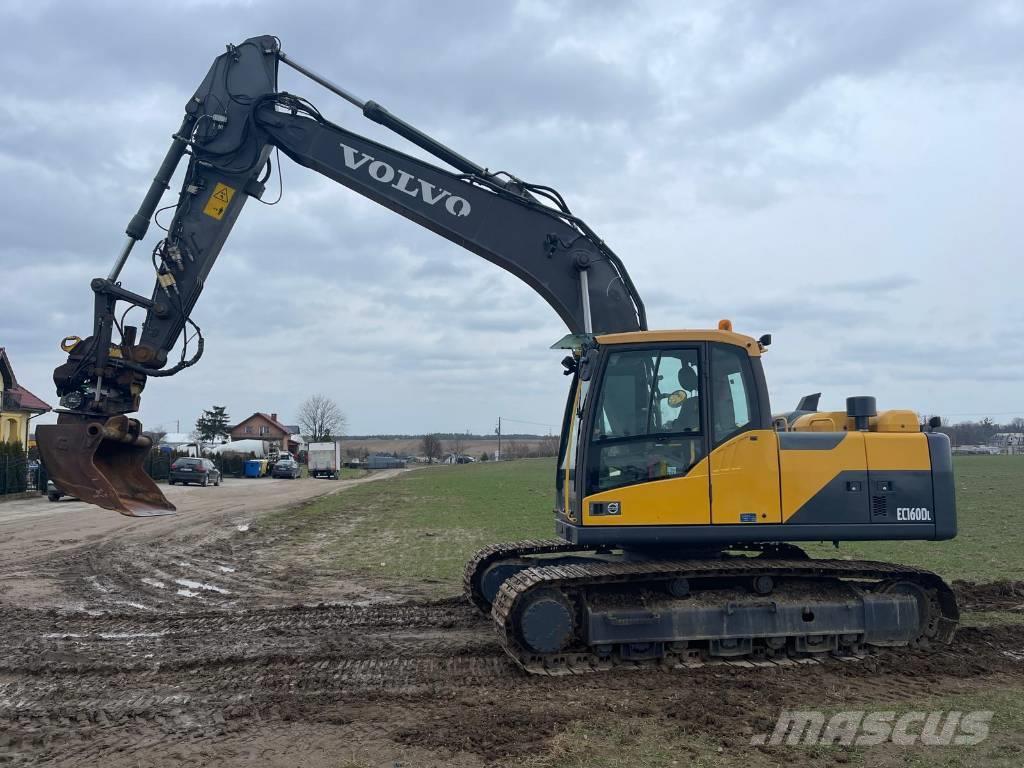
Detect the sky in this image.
<box><xmin>1</xmin><ymin>0</ymin><xmax>1021</xmax><ymax>436</ymax></box>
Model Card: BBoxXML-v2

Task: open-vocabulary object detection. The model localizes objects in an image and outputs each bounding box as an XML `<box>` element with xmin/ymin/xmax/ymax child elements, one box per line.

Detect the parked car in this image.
<box><xmin>46</xmin><ymin>479</ymin><xmax>73</xmax><ymax>502</ymax></box>
<box><xmin>271</xmin><ymin>458</ymin><xmax>301</xmax><ymax>479</ymax></box>
<box><xmin>168</xmin><ymin>457</ymin><xmax>222</xmax><ymax>487</ymax></box>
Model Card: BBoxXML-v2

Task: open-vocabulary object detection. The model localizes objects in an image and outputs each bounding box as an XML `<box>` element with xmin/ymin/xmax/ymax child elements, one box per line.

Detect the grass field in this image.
<box><xmin>261</xmin><ymin>454</ymin><xmax>1024</xmax><ymax>591</ymax></box>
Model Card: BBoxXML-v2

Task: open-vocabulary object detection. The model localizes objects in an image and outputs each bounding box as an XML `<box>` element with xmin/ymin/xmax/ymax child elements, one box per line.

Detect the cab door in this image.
<box><xmin>708</xmin><ymin>343</ymin><xmax>781</xmax><ymax>525</ymax></box>
<box><xmin>580</xmin><ymin>345</ymin><xmax>711</xmax><ymax>526</ymax></box>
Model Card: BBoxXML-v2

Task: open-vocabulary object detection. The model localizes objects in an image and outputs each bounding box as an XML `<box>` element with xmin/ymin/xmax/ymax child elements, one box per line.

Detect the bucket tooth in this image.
<box><xmin>36</xmin><ymin>416</ymin><xmax>175</xmax><ymax>517</ymax></box>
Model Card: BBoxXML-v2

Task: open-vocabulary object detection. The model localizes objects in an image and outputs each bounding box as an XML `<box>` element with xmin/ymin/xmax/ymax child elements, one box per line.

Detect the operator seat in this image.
<box><xmin>674</xmin><ymin>364</ymin><xmax>700</xmax><ymax>432</ymax></box>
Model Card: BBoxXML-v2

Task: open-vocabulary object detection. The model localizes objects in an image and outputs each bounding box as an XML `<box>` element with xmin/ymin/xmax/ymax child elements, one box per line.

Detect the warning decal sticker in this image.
<box><xmin>203</xmin><ymin>183</ymin><xmax>236</xmax><ymax>220</ymax></box>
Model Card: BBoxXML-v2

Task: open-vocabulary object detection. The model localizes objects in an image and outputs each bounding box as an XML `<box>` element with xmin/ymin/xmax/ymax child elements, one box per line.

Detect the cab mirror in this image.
<box><xmin>579</xmin><ymin>348</ymin><xmax>599</xmax><ymax>381</ymax></box>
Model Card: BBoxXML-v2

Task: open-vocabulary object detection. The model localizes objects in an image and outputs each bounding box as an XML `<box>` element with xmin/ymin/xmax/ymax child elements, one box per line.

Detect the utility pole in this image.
<box><xmin>495</xmin><ymin>417</ymin><xmax>501</xmax><ymax>461</ymax></box>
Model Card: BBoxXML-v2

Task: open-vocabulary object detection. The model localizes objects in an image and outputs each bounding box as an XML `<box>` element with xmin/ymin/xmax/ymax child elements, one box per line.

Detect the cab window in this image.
<box><xmin>588</xmin><ymin>348</ymin><xmax>703</xmax><ymax>493</ymax></box>
<box><xmin>709</xmin><ymin>344</ymin><xmax>756</xmax><ymax>444</ymax></box>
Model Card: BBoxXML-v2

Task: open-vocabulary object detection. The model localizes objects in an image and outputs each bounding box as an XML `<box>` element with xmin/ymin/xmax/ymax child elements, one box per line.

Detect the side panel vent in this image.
<box><xmin>872</xmin><ymin>495</ymin><xmax>888</xmax><ymax>518</ymax></box>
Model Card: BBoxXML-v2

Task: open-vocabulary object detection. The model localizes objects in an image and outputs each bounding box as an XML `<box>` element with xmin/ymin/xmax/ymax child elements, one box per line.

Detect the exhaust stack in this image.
<box><xmin>36</xmin><ymin>415</ymin><xmax>176</xmax><ymax>517</ymax></box>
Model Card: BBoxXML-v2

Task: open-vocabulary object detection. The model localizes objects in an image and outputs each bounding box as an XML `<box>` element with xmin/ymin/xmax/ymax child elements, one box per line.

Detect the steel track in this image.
<box><xmin>489</xmin><ymin>556</ymin><xmax>959</xmax><ymax>675</ymax></box>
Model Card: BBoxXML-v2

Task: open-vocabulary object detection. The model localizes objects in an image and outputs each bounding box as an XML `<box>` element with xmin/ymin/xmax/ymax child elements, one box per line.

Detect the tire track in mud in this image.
<box><xmin>4</xmin><ymin>601</ymin><xmax>1024</xmax><ymax>709</ymax></box>
<box><xmin>0</xmin><ymin>599</ymin><xmax>492</xmax><ymax>674</ymax></box>
<box><xmin>3</xmin><ymin>598</ymin><xmax>1024</xmax><ymax>766</ymax></box>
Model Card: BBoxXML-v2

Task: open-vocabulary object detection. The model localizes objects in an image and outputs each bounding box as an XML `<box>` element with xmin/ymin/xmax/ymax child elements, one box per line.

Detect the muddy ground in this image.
<box><xmin>1</xmin><ymin>476</ymin><xmax>1023</xmax><ymax>766</ymax></box>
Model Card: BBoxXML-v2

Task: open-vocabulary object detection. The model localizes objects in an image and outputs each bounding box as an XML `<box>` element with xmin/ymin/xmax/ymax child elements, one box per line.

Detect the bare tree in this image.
<box><xmin>143</xmin><ymin>429</ymin><xmax>167</xmax><ymax>446</ymax></box>
<box><xmin>502</xmin><ymin>440</ymin><xmax>530</xmax><ymax>460</ymax></box>
<box><xmin>534</xmin><ymin>435</ymin><xmax>559</xmax><ymax>457</ymax></box>
<box><xmin>298</xmin><ymin>395</ymin><xmax>347</xmax><ymax>442</ymax></box>
<box><xmin>448</xmin><ymin>434</ymin><xmax>467</xmax><ymax>460</ymax></box>
<box><xmin>421</xmin><ymin>434</ymin><xmax>443</xmax><ymax>464</ymax></box>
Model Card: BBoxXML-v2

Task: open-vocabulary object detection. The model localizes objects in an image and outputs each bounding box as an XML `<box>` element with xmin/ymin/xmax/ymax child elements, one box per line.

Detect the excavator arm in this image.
<box><xmin>36</xmin><ymin>35</ymin><xmax>646</xmax><ymax>515</ymax></box>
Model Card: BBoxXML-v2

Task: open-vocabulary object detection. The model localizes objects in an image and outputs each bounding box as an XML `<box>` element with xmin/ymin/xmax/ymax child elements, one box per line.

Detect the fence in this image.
<box><xmin>144</xmin><ymin>450</ymin><xmax>253</xmax><ymax>480</ymax></box>
<box><xmin>0</xmin><ymin>446</ymin><xmax>266</xmax><ymax>499</ymax></box>
<box><xmin>0</xmin><ymin>453</ymin><xmax>41</xmax><ymax>496</ymax></box>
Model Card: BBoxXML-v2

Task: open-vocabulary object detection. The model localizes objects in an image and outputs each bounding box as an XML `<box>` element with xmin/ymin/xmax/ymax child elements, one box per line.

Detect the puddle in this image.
<box><xmin>117</xmin><ymin>601</ymin><xmax>152</xmax><ymax>611</ymax></box>
<box><xmin>175</xmin><ymin>578</ymin><xmax>230</xmax><ymax>595</ymax></box>
<box><xmin>141</xmin><ymin>577</ymin><xmax>166</xmax><ymax>589</ymax></box>
<box><xmin>236</xmin><ymin>523</ymin><xmax>251</xmax><ymax>532</ymax></box>
<box><xmin>176</xmin><ymin>588</ymin><xmax>201</xmax><ymax>598</ymax></box>
<box><xmin>217</xmin><ymin>565</ymin><xmax>236</xmax><ymax>573</ymax></box>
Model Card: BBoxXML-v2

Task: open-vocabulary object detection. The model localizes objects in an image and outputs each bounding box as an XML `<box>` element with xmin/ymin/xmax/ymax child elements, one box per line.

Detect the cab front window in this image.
<box><xmin>587</xmin><ymin>347</ymin><xmax>704</xmax><ymax>493</ymax></box>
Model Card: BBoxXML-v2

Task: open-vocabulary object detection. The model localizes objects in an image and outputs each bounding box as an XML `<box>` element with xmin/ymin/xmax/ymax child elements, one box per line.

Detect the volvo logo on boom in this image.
<box><xmin>339</xmin><ymin>143</ymin><xmax>471</xmax><ymax>217</ymax></box>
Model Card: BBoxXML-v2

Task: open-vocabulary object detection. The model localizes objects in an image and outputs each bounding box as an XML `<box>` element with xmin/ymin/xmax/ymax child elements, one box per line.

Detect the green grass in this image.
<box><xmin>258</xmin><ymin>455</ymin><xmax>1023</xmax><ymax>592</ymax></box>
<box><xmin>523</xmin><ymin>687</ymin><xmax>1024</xmax><ymax>768</ymax></box>
<box><xmin>259</xmin><ymin>459</ymin><xmax>554</xmax><ymax>587</ymax></box>
<box><xmin>805</xmin><ymin>456</ymin><xmax>1024</xmax><ymax>582</ymax></box>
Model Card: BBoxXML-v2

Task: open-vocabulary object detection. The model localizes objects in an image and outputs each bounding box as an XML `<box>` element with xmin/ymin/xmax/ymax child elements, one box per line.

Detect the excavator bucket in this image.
<box><xmin>36</xmin><ymin>415</ymin><xmax>176</xmax><ymax>517</ymax></box>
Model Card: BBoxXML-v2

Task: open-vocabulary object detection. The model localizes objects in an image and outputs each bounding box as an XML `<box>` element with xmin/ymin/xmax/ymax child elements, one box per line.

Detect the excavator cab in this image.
<box><xmin>36</xmin><ymin>415</ymin><xmax>175</xmax><ymax>517</ymax></box>
<box><xmin>556</xmin><ymin>327</ymin><xmax>773</xmax><ymax>529</ymax></box>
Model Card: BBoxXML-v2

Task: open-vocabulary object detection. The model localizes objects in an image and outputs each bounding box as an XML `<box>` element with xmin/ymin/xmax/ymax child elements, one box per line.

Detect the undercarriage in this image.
<box><xmin>465</xmin><ymin>541</ymin><xmax>959</xmax><ymax>675</ymax></box>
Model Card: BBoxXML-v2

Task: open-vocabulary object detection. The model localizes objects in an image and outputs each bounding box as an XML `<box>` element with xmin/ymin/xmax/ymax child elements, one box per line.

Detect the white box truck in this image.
<box><xmin>307</xmin><ymin>441</ymin><xmax>342</xmax><ymax>479</ymax></box>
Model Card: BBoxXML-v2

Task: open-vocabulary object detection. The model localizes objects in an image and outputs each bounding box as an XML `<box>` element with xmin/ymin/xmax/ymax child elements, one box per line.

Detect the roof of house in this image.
<box><xmin>0</xmin><ymin>347</ymin><xmax>16</xmax><ymax>390</ymax></box>
<box><xmin>7</xmin><ymin>385</ymin><xmax>51</xmax><ymax>412</ymax></box>
<box><xmin>231</xmin><ymin>412</ymin><xmax>292</xmax><ymax>435</ymax></box>
<box><xmin>0</xmin><ymin>348</ymin><xmax>51</xmax><ymax>412</ymax></box>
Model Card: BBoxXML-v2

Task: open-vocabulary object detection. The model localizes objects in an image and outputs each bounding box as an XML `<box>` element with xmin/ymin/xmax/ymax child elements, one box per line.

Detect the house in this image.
<box><xmin>158</xmin><ymin>432</ymin><xmax>200</xmax><ymax>456</ymax></box>
<box><xmin>991</xmin><ymin>433</ymin><xmax>1024</xmax><ymax>455</ymax></box>
<box><xmin>0</xmin><ymin>348</ymin><xmax>51</xmax><ymax>448</ymax></box>
<box><xmin>229</xmin><ymin>412</ymin><xmax>300</xmax><ymax>455</ymax></box>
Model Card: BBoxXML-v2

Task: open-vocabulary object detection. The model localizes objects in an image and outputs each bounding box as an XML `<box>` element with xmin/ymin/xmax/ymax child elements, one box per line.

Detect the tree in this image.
<box><xmin>534</xmin><ymin>435</ymin><xmax>559</xmax><ymax>457</ymax></box>
<box><xmin>480</xmin><ymin>451</ymin><xmax>490</xmax><ymax>462</ymax></box>
<box><xmin>298</xmin><ymin>395</ymin><xmax>347</xmax><ymax>442</ymax></box>
<box><xmin>143</xmin><ymin>428</ymin><xmax>167</xmax><ymax>446</ymax></box>
<box><xmin>421</xmin><ymin>434</ymin><xmax>443</xmax><ymax>464</ymax></box>
<box><xmin>448</xmin><ymin>434</ymin><xmax>467</xmax><ymax>460</ymax></box>
<box><xmin>195</xmin><ymin>406</ymin><xmax>231</xmax><ymax>442</ymax></box>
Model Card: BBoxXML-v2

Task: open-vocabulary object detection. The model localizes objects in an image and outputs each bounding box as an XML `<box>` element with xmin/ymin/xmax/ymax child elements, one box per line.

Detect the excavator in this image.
<box><xmin>37</xmin><ymin>36</ymin><xmax>959</xmax><ymax>674</ymax></box>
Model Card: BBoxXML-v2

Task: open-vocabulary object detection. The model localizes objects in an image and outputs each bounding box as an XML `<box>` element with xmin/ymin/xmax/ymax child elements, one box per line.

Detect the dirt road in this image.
<box><xmin>0</xmin><ymin>471</ymin><xmax>403</xmax><ymax>563</ymax></box>
<box><xmin>0</xmin><ymin>471</ymin><xmax>405</xmax><ymax>611</ymax></box>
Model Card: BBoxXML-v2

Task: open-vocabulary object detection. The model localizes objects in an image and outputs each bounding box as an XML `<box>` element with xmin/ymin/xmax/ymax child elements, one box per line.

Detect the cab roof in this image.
<box><xmin>595</xmin><ymin>329</ymin><xmax>762</xmax><ymax>356</ymax></box>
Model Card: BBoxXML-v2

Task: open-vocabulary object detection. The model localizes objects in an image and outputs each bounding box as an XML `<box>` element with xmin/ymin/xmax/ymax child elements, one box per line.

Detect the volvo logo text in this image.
<box><xmin>339</xmin><ymin>143</ymin><xmax>471</xmax><ymax>217</ymax></box>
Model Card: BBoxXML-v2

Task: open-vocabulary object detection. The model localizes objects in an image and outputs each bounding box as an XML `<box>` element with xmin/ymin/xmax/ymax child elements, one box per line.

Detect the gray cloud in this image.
<box><xmin>1</xmin><ymin>0</ymin><xmax>1021</xmax><ymax>434</ymax></box>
